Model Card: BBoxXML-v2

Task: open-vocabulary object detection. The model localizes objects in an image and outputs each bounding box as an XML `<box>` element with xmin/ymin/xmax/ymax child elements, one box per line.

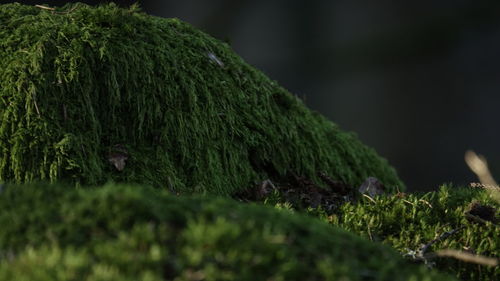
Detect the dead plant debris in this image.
<box><xmin>233</xmin><ymin>172</ymin><xmax>377</xmax><ymax>214</ymax></box>
<box><xmin>465</xmin><ymin>201</ymin><xmax>498</xmax><ymax>224</ymax></box>
<box><xmin>107</xmin><ymin>144</ymin><xmax>129</xmax><ymax>172</ymax></box>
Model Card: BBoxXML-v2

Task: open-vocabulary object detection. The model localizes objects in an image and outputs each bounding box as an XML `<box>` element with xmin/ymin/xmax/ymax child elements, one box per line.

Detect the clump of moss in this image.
<box><xmin>325</xmin><ymin>185</ymin><xmax>499</xmax><ymax>281</ymax></box>
<box><xmin>0</xmin><ymin>182</ymin><xmax>454</xmax><ymax>281</ymax></box>
<box><xmin>0</xmin><ymin>2</ymin><xmax>403</xmax><ymax>195</ymax></box>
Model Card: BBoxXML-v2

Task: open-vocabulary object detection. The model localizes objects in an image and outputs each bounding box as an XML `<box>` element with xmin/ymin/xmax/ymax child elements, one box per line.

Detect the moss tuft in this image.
<box><xmin>0</xmin><ymin>2</ymin><xmax>403</xmax><ymax>194</ymax></box>
<box><xmin>329</xmin><ymin>185</ymin><xmax>499</xmax><ymax>281</ymax></box>
<box><xmin>0</xmin><ymin>182</ymin><xmax>453</xmax><ymax>280</ymax></box>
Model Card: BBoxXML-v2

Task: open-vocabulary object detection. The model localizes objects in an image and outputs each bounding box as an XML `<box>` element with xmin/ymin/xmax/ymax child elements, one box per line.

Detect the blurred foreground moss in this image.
<box><xmin>0</xmin><ymin>182</ymin><xmax>453</xmax><ymax>281</ymax></box>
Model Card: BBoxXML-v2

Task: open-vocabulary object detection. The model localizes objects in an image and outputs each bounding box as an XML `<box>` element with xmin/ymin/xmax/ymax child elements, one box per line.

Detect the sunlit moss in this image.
<box><xmin>330</xmin><ymin>185</ymin><xmax>499</xmax><ymax>281</ymax></box>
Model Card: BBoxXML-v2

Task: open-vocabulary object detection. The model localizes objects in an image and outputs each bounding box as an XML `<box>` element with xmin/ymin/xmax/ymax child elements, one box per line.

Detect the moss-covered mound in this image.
<box><xmin>0</xmin><ymin>2</ymin><xmax>403</xmax><ymax>194</ymax></box>
<box><xmin>0</xmin><ymin>182</ymin><xmax>454</xmax><ymax>281</ymax></box>
<box><xmin>327</xmin><ymin>186</ymin><xmax>499</xmax><ymax>281</ymax></box>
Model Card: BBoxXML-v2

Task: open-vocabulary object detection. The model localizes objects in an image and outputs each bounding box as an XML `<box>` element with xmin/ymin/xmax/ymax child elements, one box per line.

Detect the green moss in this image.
<box><xmin>0</xmin><ymin>2</ymin><xmax>403</xmax><ymax>194</ymax></box>
<box><xmin>328</xmin><ymin>186</ymin><xmax>499</xmax><ymax>281</ymax></box>
<box><xmin>0</xmin><ymin>182</ymin><xmax>454</xmax><ymax>280</ymax></box>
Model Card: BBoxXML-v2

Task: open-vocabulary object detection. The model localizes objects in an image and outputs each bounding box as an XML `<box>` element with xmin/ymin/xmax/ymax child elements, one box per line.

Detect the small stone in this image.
<box><xmin>358</xmin><ymin>177</ymin><xmax>385</xmax><ymax>197</ymax></box>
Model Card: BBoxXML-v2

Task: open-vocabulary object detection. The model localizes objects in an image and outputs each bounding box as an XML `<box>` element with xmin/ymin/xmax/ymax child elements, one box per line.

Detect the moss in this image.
<box><xmin>0</xmin><ymin>2</ymin><xmax>403</xmax><ymax>195</ymax></box>
<box><xmin>0</xmin><ymin>182</ymin><xmax>454</xmax><ymax>280</ymax></box>
<box><xmin>325</xmin><ymin>185</ymin><xmax>499</xmax><ymax>281</ymax></box>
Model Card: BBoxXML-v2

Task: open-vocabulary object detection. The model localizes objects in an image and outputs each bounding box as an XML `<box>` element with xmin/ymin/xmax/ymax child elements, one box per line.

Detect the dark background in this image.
<box><xmin>9</xmin><ymin>0</ymin><xmax>500</xmax><ymax>191</ymax></box>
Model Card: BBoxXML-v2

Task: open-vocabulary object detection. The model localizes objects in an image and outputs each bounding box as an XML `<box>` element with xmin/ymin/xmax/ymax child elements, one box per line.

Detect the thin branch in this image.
<box><xmin>465</xmin><ymin>150</ymin><xmax>498</xmax><ymax>187</ymax></box>
<box><xmin>465</xmin><ymin>150</ymin><xmax>500</xmax><ymax>203</ymax></box>
<box><xmin>434</xmin><ymin>249</ymin><xmax>498</xmax><ymax>267</ymax></box>
<box><xmin>35</xmin><ymin>5</ymin><xmax>55</xmax><ymax>11</ymax></box>
<box><xmin>34</xmin><ymin>4</ymin><xmax>80</xmax><ymax>15</ymax></box>
<box><xmin>419</xmin><ymin>226</ymin><xmax>465</xmax><ymax>256</ymax></box>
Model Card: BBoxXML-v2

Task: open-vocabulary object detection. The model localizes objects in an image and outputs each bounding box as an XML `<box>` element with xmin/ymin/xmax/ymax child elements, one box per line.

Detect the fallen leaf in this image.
<box><xmin>108</xmin><ymin>144</ymin><xmax>129</xmax><ymax>171</ymax></box>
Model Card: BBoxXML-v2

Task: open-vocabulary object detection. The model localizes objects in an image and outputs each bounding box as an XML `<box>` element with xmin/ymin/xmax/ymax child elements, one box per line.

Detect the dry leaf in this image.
<box><xmin>108</xmin><ymin>144</ymin><xmax>128</xmax><ymax>171</ymax></box>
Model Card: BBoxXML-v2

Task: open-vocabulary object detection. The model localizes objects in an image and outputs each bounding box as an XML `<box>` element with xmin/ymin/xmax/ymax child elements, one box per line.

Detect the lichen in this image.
<box><xmin>0</xmin><ymin>2</ymin><xmax>403</xmax><ymax>195</ymax></box>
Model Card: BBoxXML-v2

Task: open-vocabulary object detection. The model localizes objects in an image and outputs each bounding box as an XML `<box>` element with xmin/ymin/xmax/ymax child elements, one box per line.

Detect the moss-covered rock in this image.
<box><xmin>0</xmin><ymin>182</ymin><xmax>454</xmax><ymax>280</ymax></box>
<box><xmin>327</xmin><ymin>186</ymin><xmax>499</xmax><ymax>281</ymax></box>
<box><xmin>0</xmin><ymin>2</ymin><xmax>403</xmax><ymax>194</ymax></box>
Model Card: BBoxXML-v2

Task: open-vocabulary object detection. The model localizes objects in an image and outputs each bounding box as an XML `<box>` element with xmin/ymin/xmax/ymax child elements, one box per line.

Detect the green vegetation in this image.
<box><xmin>268</xmin><ymin>185</ymin><xmax>498</xmax><ymax>281</ymax></box>
<box><xmin>0</xmin><ymin>182</ymin><xmax>454</xmax><ymax>281</ymax></box>
<box><xmin>0</xmin><ymin>2</ymin><xmax>402</xmax><ymax>194</ymax></box>
<box><xmin>0</xmin><ymin>3</ymin><xmax>496</xmax><ymax>281</ymax></box>
<box><xmin>337</xmin><ymin>186</ymin><xmax>499</xmax><ymax>281</ymax></box>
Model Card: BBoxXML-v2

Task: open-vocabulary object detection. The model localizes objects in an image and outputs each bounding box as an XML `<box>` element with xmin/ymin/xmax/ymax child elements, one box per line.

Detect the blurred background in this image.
<box><xmin>12</xmin><ymin>0</ymin><xmax>500</xmax><ymax>191</ymax></box>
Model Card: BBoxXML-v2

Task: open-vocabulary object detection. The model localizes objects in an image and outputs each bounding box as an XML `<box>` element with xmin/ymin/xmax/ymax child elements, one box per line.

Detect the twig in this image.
<box><xmin>465</xmin><ymin>150</ymin><xmax>498</xmax><ymax>187</ymax></box>
<box><xmin>34</xmin><ymin>4</ymin><xmax>80</xmax><ymax>15</ymax></box>
<box><xmin>434</xmin><ymin>249</ymin><xmax>498</xmax><ymax>267</ymax></box>
<box><xmin>465</xmin><ymin>150</ymin><xmax>500</xmax><ymax>203</ymax></box>
<box><xmin>35</xmin><ymin>5</ymin><xmax>55</xmax><ymax>11</ymax></box>
<box><xmin>419</xmin><ymin>226</ymin><xmax>465</xmax><ymax>256</ymax></box>
<box><xmin>405</xmin><ymin>226</ymin><xmax>465</xmax><ymax>268</ymax></box>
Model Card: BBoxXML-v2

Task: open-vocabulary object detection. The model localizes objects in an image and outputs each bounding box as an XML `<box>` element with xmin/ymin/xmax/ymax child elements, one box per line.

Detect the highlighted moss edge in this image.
<box><xmin>323</xmin><ymin>185</ymin><xmax>499</xmax><ymax>281</ymax></box>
